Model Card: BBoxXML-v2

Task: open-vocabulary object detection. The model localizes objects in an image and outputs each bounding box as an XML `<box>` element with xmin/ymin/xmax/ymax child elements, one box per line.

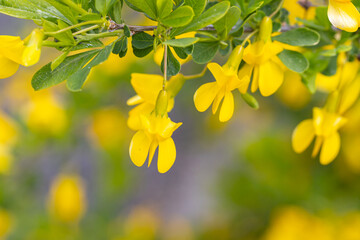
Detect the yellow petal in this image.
<box><xmin>328</xmin><ymin>0</ymin><xmax>360</xmax><ymax>32</ymax></box>
<box><xmin>316</xmin><ymin>72</ymin><xmax>341</xmax><ymax>92</ymax></box>
<box><xmin>251</xmin><ymin>65</ymin><xmax>259</xmax><ymax>93</ymax></box>
<box><xmin>157</xmin><ymin>138</ymin><xmax>176</xmax><ymax>173</ymax></box>
<box><xmin>193</xmin><ymin>82</ymin><xmax>218</xmax><ymax>112</ymax></box>
<box><xmin>127</xmin><ymin>95</ymin><xmax>144</xmax><ymax>106</ymax></box>
<box><xmin>338</xmin><ymin>76</ymin><xmax>360</xmax><ymax>114</ymax></box>
<box><xmin>148</xmin><ymin>141</ymin><xmax>158</xmax><ymax>168</ymax></box>
<box><xmin>127</xmin><ymin>103</ymin><xmax>154</xmax><ymax>131</ymax></box>
<box><xmin>0</xmin><ymin>35</ymin><xmax>25</xmax><ymax>64</ymax></box>
<box><xmin>129</xmin><ymin>130</ymin><xmax>151</xmax><ymax>167</ymax></box>
<box><xmin>292</xmin><ymin>119</ymin><xmax>315</xmax><ymax>153</ymax></box>
<box><xmin>258</xmin><ymin>59</ymin><xmax>284</xmax><ymax>97</ymax></box>
<box><xmin>212</xmin><ymin>89</ymin><xmax>224</xmax><ymax>114</ymax></box>
<box><xmin>131</xmin><ymin>73</ymin><xmax>163</xmax><ymax>104</ymax></box>
<box><xmin>22</xmin><ymin>29</ymin><xmax>43</xmax><ymax>66</ymax></box>
<box><xmin>0</xmin><ymin>54</ymin><xmax>20</xmax><ymax>79</ymax></box>
<box><xmin>207</xmin><ymin>62</ymin><xmax>226</xmax><ymax>85</ymax></box>
<box><xmin>238</xmin><ymin>64</ymin><xmax>254</xmax><ymax>94</ymax></box>
<box><xmin>219</xmin><ymin>91</ymin><xmax>234</xmax><ymax>122</ymax></box>
<box><xmin>320</xmin><ymin>132</ymin><xmax>341</xmax><ymax>165</ymax></box>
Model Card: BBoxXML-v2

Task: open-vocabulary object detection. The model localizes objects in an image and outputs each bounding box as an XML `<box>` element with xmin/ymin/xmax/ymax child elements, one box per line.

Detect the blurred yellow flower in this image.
<box><xmin>292</xmin><ymin>107</ymin><xmax>347</xmax><ymax>165</ymax></box>
<box><xmin>90</xmin><ymin>107</ymin><xmax>128</xmax><ymax>150</ymax></box>
<box><xmin>0</xmin><ymin>209</ymin><xmax>13</xmax><ymax>239</ymax></box>
<box><xmin>48</xmin><ymin>174</ymin><xmax>87</xmax><ymax>223</ymax></box>
<box><xmin>0</xmin><ymin>112</ymin><xmax>18</xmax><ymax>146</ymax></box>
<box><xmin>283</xmin><ymin>0</ymin><xmax>316</xmax><ymax>24</ymax></box>
<box><xmin>327</xmin><ymin>0</ymin><xmax>360</xmax><ymax>32</ymax></box>
<box><xmin>276</xmin><ymin>70</ymin><xmax>311</xmax><ymax>109</ymax></box>
<box><xmin>240</xmin><ymin>17</ymin><xmax>285</xmax><ymax>97</ymax></box>
<box><xmin>263</xmin><ymin>206</ymin><xmax>333</xmax><ymax>240</ymax></box>
<box><xmin>338</xmin><ymin>212</ymin><xmax>360</xmax><ymax>240</ymax></box>
<box><xmin>194</xmin><ymin>45</ymin><xmax>244</xmax><ymax>122</ymax></box>
<box><xmin>24</xmin><ymin>91</ymin><xmax>67</xmax><ymax>136</ymax></box>
<box><xmin>0</xmin><ymin>146</ymin><xmax>13</xmax><ymax>175</ymax></box>
<box><xmin>127</xmin><ymin>73</ymin><xmax>184</xmax><ymax>130</ymax></box>
<box><xmin>129</xmin><ymin>114</ymin><xmax>181</xmax><ymax>173</ymax></box>
<box><xmin>0</xmin><ymin>29</ymin><xmax>43</xmax><ymax>79</ymax></box>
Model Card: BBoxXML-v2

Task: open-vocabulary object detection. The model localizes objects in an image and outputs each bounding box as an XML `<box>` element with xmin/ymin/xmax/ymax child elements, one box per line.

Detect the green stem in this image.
<box><xmin>75</xmin><ymin>30</ymin><xmax>124</xmax><ymax>42</ymax></box>
<box><xmin>73</xmin><ymin>25</ymin><xmax>100</xmax><ymax>36</ymax></box>
<box><xmin>241</xmin><ymin>29</ymin><xmax>259</xmax><ymax>46</ymax></box>
<box><xmin>184</xmin><ymin>67</ymin><xmax>207</xmax><ymax>80</ymax></box>
<box><xmin>42</xmin><ymin>41</ymin><xmax>74</xmax><ymax>47</ymax></box>
<box><xmin>44</xmin><ymin>20</ymin><xmax>105</xmax><ymax>36</ymax></box>
<box><xmin>163</xmin><ymin>45</ymin><xmax>168</xmax><ymax>89</ymax></box>
<box><xmin>60</xmin><ymin>0</ymin><xmax>88</xmax><ymax>15</ymax></box>
<box><xmin>269</xmin><ymin>0</ymin><xmax>284</xmax><ymax>18</ymax></box>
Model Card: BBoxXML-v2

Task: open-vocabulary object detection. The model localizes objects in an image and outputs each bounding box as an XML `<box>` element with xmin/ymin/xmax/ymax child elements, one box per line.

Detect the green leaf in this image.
<box><xmin>161</xmin><ymin>47</ymin><xmax>181</xmax><ymax>77</ymax></box>
<box><xmin>173</xmin><ymin>47</ymin><xmax>188</xmax><ymax>59</ymax></box>
<box><xmin>0</xmin><ymin>0</ymin><xmax>75</xmax><ymax>24</ymax></box>
<box><xmin>51</xmin><ymin>49</ymin><xmax>70</xmax><ymax>71</ymax></box>
<box><xmin>171</xmin><ymin>1</ymin><xmax>230</xmax><ymax>36</ymax></box>
<box><xmin>161</xmin><ymin>5</ymin><xmax>194</xmax><ymax>27</ymax></box>
<box><xmin>109</xmin><ymin>0</ymin><xmax>123</xmax><ymax>23</ymax></box>
<box><xmin>157</xmin><ymin>0</ymin><xmax>172</xmax><ymax>19</ymax></box>
<box><xmin>272</xmin><ymin>28</ymin><xmax>320</xmax><ymax>46</ymax></box>
<box><xmin>184</xmin><ymin>0</ymin><xmax>206</xmax><ymax>16</ymax></box>
<box><xmin>278</xmin><ymin>50</ymin><xmax>309</xmax><ymax>73</ymax></box>
<box><xmin>67</xmin><ymin>44</ymin><xmax>113</xmax><ymax>91</ymax></box>
<box><xmin>163</xmin><ymin>37</ymin><xmax>199</xmax><ymax>47</ymax></box>
<box><xmin>192</xmin><ymin>41</ymin><xmax>220</xmax><ymax>64</ymax></box>
<box><xmin>32</xmin><ymin>50</ymin><xmax>100</xmax><ymax>91</ymax></box>
<box><xmin>133</xmin><ymin>46</ymin><xmax>153</xmax><ymax>58</ymax></box>
<box><xmin>124</xmin><ymin>0</ymin><xmax>157</xmax><ymax>19</ymax></box>
<box><xmin>301</xmin><ymin>70</ymin><xmax>316</xmax><ymax>93</ymax></box>
<box><xmin>213</xmin><ymin>6</ymin><xmax>241</xmax><ymax>38</ymax></box>
<box><xmin>132</xmin><ymin>32</ymin><xmax>154</xmax><ymax>49</ymax></box>
<box><xmin>96</xmin><ymin>0</ymin><xmax>117</xmax><ymax>15</ymax></box>
<box><xmin>42</xmin><ymin>19</ymin><xmax>75</xmax><ymax>44</ymax></box>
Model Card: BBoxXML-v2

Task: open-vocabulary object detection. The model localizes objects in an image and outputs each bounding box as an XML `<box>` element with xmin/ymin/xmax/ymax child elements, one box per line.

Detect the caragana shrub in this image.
<box><xmin>0</xmin><ymin>0</ymin><xmax>360</xmax><ymax>173</ymax></box>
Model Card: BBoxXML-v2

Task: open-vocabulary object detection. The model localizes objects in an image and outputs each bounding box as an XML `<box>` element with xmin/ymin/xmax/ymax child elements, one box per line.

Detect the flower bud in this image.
<box><xmin>259</xmin><ymin>16</ymin><xmax>273</xmax><ymax>42</ymax></box>
<box><xmin>224</xmin><ymin>45</ymin><xmax>244</xmax><ymax>73</ymax></box>
<box><xmin>241</xmin><ymin>93</ymin><xmax>259</xmax><ymax>109</ymax></box>
<box><xmin>155</xmin><ymin>90</ymin><xmax>169</xmax><ymax>117</ymax></box>
<box><xmin>22</xmin><ymin>29</ymin><xmax>44</xmax><ymax>66</ymax></box>
<box><xmin>167</xmin><ymin>74</ymin><xmax>185</xmax><ymax>98</ymax></box>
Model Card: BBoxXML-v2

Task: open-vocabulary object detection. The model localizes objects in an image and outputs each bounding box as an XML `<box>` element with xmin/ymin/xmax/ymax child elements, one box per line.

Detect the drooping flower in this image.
<box><xmin>127</xmin><ymin>73</ymin><xmax>184</xmax><ymax>130</ymax></box>
<box><xmin>239</xmin><ymin>17</ymin><xmax>285</xmax><ymax>97</ymax></box>
<box><xmin>292</xmin><ymin>107</ymin><xmax>347</xmax><ymax>165</ymax></box>
<box><xmin>327</xmin><ymin>0</ymin><xmax>360</xmax><ymax>32</ymax></box>
<box><xmin>0</xmin><ymin>29</ymin><xmax>43</xmax><ymax>79</ymax></box>
<box><xmin>194</xmin><ymin>45</ymin><xmax>244</xmax><ymax>122</ymax></box>
<box><xmin>129</xmin><ymin>113</ymin><xmax>182</xmax><ymax>173</ymax></box>
<box><xmin>48</xmin><ymin>174</ymin><xmax>87</xmax><ymax>223</ymax></box>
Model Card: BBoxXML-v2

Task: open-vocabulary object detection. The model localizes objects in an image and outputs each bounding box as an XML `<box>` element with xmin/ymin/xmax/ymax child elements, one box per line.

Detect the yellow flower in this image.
<box><xmin>127</xmin><ymin>73</ymin><xmax>184</xmax><ymax>130</ymax></box>
<box><xmin>90</xmin><ymin>107</ymin><xmax>128</xmax><ymax>150</ymax></box>
<box><xmin>0</xmin><ymin>112</ymin><xmax>18</xmax><ymax>146</ymax></box>
<box><xmin>194</xmin><ymin>45</ymin><xmax>244</xmax><ymax>122</ymax></box>
<box><xmin>239</xmin><ymin>17</ymin><xmax>285</xmax><ymax>97</ymax></box>
<box><xmin>292</xmin><ymin>107</ymin><xmax>347</xmax><ymax>165</ymax></box>
<box><xmin>316</xmin><ymin>56</ymin><xmax>359</xmax><ymax>92</ymax></box>
<box><xmin>327</xmin><ymin>0</ymin><xmax>360</xmax><ymax>32</ymax></box>
<box><xmin>0</xmin><ymin>209</ymin><xmax>13</xmax><ymax>239</ymax></box>
<box><xmin>24</xmin><ymin>91</ymin><xmax>67</xmax><ymax>136</ymax></box>
<box><xmin>0</xmin><ymin>146</ymin><xmax>13</xmax><ymax>175</ymax></box>
<box><xmin>283</xmin><ymin>0</ymin><xmax>316</xmax><ymax>24</ymax></box>
<box><xmin>48</xmin><ymin>174</ymin><xmax>87</xmax><ymax>223</ymax></box>
<box><xmin>276</xmin><ymin>70</ymin><xmax>311</xmax><ymax>109</ymax></box>
<box><xmin>0</xmin><ymin>29</ymin><xmax>43</xmax><ymax>79</ymax></box>
<box><xmin>129</xmin><ymin>114</ymin><xmax>182</xmax><ymax>173</ymax></box>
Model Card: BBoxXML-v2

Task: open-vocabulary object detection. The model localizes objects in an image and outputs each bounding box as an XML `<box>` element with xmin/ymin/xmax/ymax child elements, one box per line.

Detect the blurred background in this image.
<box><xmin>1</xmin><ymin>7</ymin><xmax>360</xmax><ymax>240</ymax></box>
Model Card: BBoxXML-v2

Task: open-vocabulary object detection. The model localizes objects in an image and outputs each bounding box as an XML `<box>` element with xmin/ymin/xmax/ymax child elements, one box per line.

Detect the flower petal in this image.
<box><xmin>328</xmin><ymin>0</ymin><xmax>360</xmax><ymax>32</ymax></box>
<box><xmin>157</xmin><ymin>138</ymin><xmax>176</xmax><ymax>173</ymax></box>
<box><xmin>194</xmin><ymin>82</ymin><xmax>218</xmax><ymax>112</ymax></box>
<box><xmin>258</xmin><ymin>59</ymin><xmax>284</xmax><ymax>97</ymax></box>
<box><xmin>251</xmin><ymin>65</ymin><xmax>259</xmax><ymax>93</ymax></box>
<box><xmin>292</xmin><ymin>119</ymin><xmax>315</xmax><ymax>153</ymax></box>
<box><xmin>131</xmin><ymin>73</ymin><xmax>163</xmax><ymax>104</ymax></box>
<box><xmin>219</xmin><ymin>91</ymin><xmax>234</xmax><ymax>122</ymax></box>
<box><xmin>320</xmin><ymin>132</ymin><xmax>341</xmax><ymax>165</ymax></box>
<box><xmin>238</xmin><ymin>64</ymin><xmax>254</xmax><ymax>94</ymax></box>
<box><xmin>129</xmin><ymin>130</ymin><xmax>151</xmax><ymax>167</ymax></box>
<box><xmin>338</xmin><ymin>76</ymin><xmax>360</xmax><ymax>114</ymax></box>
<box><xmin>0</xmin><ymin>55</ymin><xmax>19</xmax><ymax>79</ymax></box>
<box><xmin>0</xmin><ymin>36</ymin><xmax>25</xmax><ymax>64</ymax></box>
<box><xmin>207</xmin><ymin>62</ymin><xmax>226</xmax><ymax>85</ymax></box>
